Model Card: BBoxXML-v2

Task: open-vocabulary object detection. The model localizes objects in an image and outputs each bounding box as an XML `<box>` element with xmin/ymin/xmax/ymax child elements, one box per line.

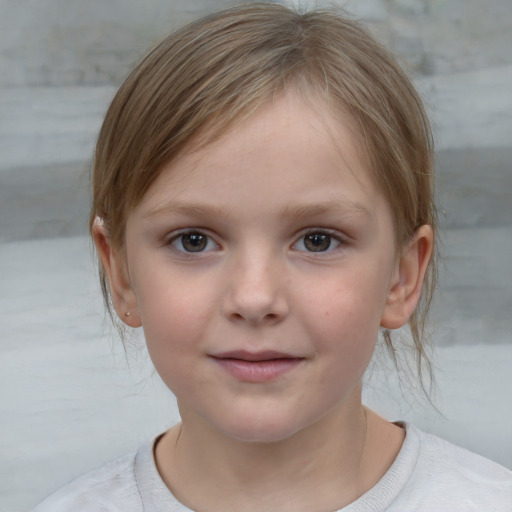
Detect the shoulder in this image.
<box><xmin>31</xmin><ymin>450</ymin><xmax>141</xmax><ymax>512</ymax></box>
<box><xmin>412</xmin><ymin>424</ymin><xmax>512</xmax><ymax>485</ymax></box>
<box><xmin>394</xmin><ymin>423</ymin><xmax>512</xmax><ymax>510</ymax></box>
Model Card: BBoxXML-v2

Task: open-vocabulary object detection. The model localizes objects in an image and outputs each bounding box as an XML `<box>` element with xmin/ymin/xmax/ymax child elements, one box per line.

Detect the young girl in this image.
<box><xmin>33</xmin><ymin>3</ymin><xmax>511</xmax><ymax>510</ymax></box>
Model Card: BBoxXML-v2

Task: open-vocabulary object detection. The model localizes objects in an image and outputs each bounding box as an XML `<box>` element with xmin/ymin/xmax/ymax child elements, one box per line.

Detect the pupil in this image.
<box><xmin>182</xmin><ymin>233</ymin><xmax>207</xmax><ymax>252</ymax></box>
<box><xmin>305</xmin><ymin>233</ymin><xmax>331</xmax><ymax>252</ymax></box>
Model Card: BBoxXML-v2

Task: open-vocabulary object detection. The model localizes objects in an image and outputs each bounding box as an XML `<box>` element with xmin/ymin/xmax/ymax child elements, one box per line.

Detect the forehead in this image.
<box><xmin>135</xmin><ymin>92</ymin><xmax>382</xmax><ymax>219</ymax></box>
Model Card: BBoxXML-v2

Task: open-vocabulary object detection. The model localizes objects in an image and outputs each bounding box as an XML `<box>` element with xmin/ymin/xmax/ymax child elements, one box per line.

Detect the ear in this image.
<box><xmin>92</xmin><ymin>217</ymin><xmax>142</xmax><ymax>328</ymax></box>
<box><xmin>380</xmin><ymin>224</ymin><xmax>433</xmax><ymax>330</ymax></box>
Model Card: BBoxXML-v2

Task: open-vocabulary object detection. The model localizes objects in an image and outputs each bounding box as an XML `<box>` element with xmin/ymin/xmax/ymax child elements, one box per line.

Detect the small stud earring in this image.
<box><xmin>125</xmin><ymin>312</ymin><xmax>131</xmax><ymax>317</ymax></box>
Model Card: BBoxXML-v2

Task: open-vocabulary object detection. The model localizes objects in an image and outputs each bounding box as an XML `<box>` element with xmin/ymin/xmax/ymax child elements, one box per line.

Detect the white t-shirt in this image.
<box><xmin>32</xmin><ymin>423</ymin><xmax>512</xmax><ymax>511</ymax></box>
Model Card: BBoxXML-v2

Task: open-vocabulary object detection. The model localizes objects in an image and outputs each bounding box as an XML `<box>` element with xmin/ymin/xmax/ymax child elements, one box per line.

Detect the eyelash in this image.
<box><xmin>166</xmin><ymin>228</ymin><xmax>344</xmax><ymax>255</ymax></box>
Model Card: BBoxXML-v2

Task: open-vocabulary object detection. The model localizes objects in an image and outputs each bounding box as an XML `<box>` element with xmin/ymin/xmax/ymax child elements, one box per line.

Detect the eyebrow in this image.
<box><xmin>279</xmin><ymin>200</ymin><xmax>372</xmax><ymax>221</ymax></box>
<box><xmin>144</xmin><ymin>202</ymin><xmax>226</xmax><ymax>219</ymax></box>
<box><xmin>144</xmin><ymin>199</ymin><xmax>371</xmax><ymax>221</ymax></box>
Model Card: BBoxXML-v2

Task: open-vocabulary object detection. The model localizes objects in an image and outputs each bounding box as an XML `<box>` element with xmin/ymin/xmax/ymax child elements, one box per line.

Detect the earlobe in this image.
<box><xmin>92</xmin><ymin>217</ymin><xmax>142</xmax><ymax>327</ymax></box>
<box><xmin>380</xmin><ymin>225</ymin><xmax>433</xmax><ymax>330</ymax></box>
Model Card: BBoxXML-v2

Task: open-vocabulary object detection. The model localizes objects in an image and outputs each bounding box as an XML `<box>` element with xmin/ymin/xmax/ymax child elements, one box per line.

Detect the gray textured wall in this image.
<box><xmin>0</xmin><ymin>0</ymin><xmax>242</xmax><ymax>86</ymax></box>
<box><xmin>1</xmin><ymin>1</ymin><xmax>511</xmax><ymax>510</ymax></box>
<box><xmin>2</xmin><ymin>0</ymin><xmax>512</xmax><ymax>85</ymax></box>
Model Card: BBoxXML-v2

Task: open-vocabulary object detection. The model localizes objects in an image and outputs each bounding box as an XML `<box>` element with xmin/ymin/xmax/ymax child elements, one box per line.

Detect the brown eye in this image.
<box><xmin>171</xmin><ymin>232</ymin><xmax>217</xmax><ymax>253</ymax></box>
<box><xmin>182</xmin><ymin>233</ymin><xmax>207</xmax><ymax>252</ymax></box>
<box><xmin>303</xmin><ymin>233</ymin><xmax>332</xmax><ymax>252</ymax></box>
<box><xmin>292</xmin><ymin>231</ymin><xmax>342</xmax><ymax>253</ymax></box>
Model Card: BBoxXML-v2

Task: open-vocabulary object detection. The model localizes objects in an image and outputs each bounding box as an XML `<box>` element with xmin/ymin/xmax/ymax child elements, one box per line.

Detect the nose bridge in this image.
<box><xmin>224</xmin><ymin>240</ymin><xmax>288</xmax><ymax>324</ymax></box>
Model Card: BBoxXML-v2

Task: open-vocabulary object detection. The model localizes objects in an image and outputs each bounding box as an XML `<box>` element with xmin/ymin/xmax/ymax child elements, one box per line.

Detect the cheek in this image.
<box><xmin>131</xmin><ymin>268</ymin><xmax>215</xmax><ymax>361</ymax></box>
<box><xmin>314</xmin><ymin>312</ymin><xmax>378</xmax><ymax>401</ymax></box>
<box><xmin>302</xmin><ymin>269</ymin><xmax>388</xmax><ymax>367</ymax></box>
<box><xmin>139</xmin><ymin>292</ymin><xmax>208</xmax><ymax>348</ymax></box>
<box><xmin>308</xmin><ymin>272</ymin><xmax>388</xmax><ymax>332</ymax></box>
<box><xmin>323</xmin><ymin>316</ymin><xmax>378</xmax><ymax>375</ymax></box>
<box><xmin>137</xmin><ymin>290</ymin><xmax>210</xmax><ymax>397</ymax></box>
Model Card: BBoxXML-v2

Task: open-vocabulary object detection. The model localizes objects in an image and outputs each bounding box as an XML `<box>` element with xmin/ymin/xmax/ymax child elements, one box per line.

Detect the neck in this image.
<box><xmin>154</xmin><ymin>393</ymin><xmax>403</xmax><ymax>512</ymax></box>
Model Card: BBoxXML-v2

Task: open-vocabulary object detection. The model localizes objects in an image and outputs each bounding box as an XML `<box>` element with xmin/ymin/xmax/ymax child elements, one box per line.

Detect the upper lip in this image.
<box><xmin>211</xmin><ymin>350</ymin><xmax>300</xmax><ymax>362</ymax></box>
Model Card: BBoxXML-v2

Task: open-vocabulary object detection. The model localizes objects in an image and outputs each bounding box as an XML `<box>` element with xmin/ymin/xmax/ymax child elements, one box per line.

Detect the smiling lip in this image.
<box><xmin>210</xmin><ymin>350</ymin><xmax>304</xmax><ymax>383</ymax></box>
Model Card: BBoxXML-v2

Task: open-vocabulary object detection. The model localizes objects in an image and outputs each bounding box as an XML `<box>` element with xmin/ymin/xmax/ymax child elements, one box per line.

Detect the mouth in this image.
<box><xmin>210</xmin><ymin>350</ymin><xmax>304</xmax><ymax>383</ymax></box>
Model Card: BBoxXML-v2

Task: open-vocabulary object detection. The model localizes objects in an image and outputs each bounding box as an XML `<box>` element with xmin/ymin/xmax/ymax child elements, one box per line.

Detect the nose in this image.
<box><xmin>222</xmin><ymin>249</ymin><xmax>289</xmax><ymax>326</ymax></box>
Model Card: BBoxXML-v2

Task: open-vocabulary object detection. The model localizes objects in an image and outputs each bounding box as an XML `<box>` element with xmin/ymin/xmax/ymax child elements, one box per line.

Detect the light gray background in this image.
<box><xmin>1</xmin><ymin>0</ymin><xmax>511</xmax><ymax>510</ymax></box>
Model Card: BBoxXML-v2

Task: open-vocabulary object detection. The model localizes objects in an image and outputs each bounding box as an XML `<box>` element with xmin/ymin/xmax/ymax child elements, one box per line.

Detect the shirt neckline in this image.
<box><xmin>134</xmin><ymin>422</ymin><xmax>420</xmax><ymax>511</ymax></box>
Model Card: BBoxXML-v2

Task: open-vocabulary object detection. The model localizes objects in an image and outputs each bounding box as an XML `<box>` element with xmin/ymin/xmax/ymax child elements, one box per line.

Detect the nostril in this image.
<box><xmin>228</xmin><ymin>310</ymin><xmax>281</xmax><ymax>325</ymax></box>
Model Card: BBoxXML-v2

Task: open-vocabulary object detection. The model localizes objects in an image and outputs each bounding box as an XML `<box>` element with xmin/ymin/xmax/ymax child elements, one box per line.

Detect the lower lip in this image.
<box><xmin>212</xmin><ymin>357</ymin><xmax>303</xmax><ymax>383</ymax></box>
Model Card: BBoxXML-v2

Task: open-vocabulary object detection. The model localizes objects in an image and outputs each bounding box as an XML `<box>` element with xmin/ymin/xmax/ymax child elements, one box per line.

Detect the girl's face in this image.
<box><xmin>109</xmin><ymin>93</ymin><xmax>416</xmax><ymax>443</ymax></box>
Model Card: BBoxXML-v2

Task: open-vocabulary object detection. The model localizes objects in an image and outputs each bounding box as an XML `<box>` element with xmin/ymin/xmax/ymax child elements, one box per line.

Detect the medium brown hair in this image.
<box><xmin>91</xmin><ymin>2</ymin><xmax>437</xmax><ymax>391</ymax></box>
